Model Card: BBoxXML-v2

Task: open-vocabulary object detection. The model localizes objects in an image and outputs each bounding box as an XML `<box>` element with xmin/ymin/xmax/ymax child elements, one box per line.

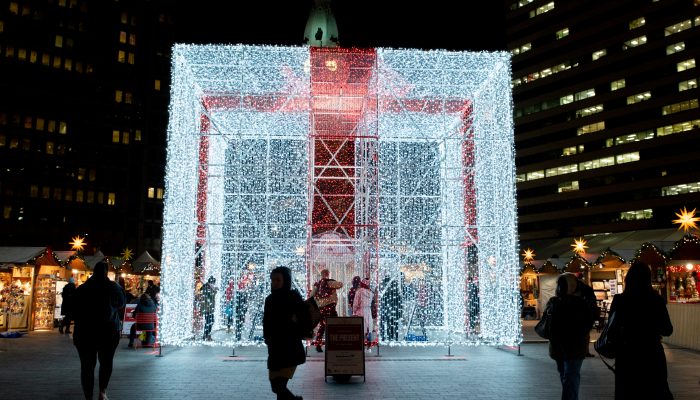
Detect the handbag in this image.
<box><xmin>595</xmin><ymin>308</ymin><xmax>621</xmax><ymax>359</ymax></box>
<box><xmin>535</xmin><ymin>301</ymin><xmax>553</xmax><ymax>339</ymax></box>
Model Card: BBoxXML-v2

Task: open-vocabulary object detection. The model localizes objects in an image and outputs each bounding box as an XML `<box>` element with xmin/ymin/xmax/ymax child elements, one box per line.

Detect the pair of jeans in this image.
<box><xmin>556</xmin><ymin>358</ymin><xmax>584</xmax><ymax>400</ymax></box>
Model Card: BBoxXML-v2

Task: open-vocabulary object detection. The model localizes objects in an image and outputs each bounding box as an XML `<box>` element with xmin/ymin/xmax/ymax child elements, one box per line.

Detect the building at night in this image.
<box><xmin>507</xmin><ymin>0</ymin><xmax>700</xmax><ymax>245</ymax></box>
<box><xmin>0</xmin><ymin>0</ymin><xmax>175</xmax><ymax>256</ymax></box>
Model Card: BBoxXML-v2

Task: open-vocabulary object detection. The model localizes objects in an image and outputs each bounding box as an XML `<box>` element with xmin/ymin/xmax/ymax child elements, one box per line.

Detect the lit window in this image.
<box><xmin>119</xmin><ymin>31</ymin><xmax>127</xmax><ymax>43</ymax></box>
<box><xmin>5</xmin><ymin>46</ymin><xmax>14</xmax><ymax>58</ymax></box>
<box><xmin>87</xmin><ymin>191</ymin><xmax>94</xmax><ymax>203</ymax></box>
<box><xmin>124</xmin><ymin>92</ymin><xmax>133</xmax><ymax>104</ymax></box>
<box><xmin>623</xmin><ymin>35</ymin><xmax>647</xmax><ymax>50</ymax></box>
<box><xmin>156</xmin><ymin>188</ymin><xmax>164</xmax><ymax>199</ymax></box>
<box><xmin>55</xmin><ymin>35</ymin><xmax>63</xmax><ymax>48</ymax></box>
<box><xmin>89</xmin><ymin>169</ymin><xmax>96</xmax><ymax>182</ymax></box>
<box><xmin>577</xmin><ymin>121</ymin><xmax>605</xmax><ymax>135</ymax></box>
<box><xmin>117</xmin><ymin>50</ymin><xmax>126</xmax><ymax>63</ymax></box>
<box><xmin>42</xmin><ymin>54</ymin><xmax>50</xmax><ymax>66</ymax></box>
<box><xmin>510</xmin><ymin>42</ymin><xmax>532</xmax><ymax>56</ymax></box>
<box><xmin>23</xmin><ymin>116</ymin><xmax>33</xmax><ymax>129</ymax></box>
<box><xmin>154</xmin><ymin>80</ymin><xmax>161</xmax><ymax>91</ymax></box>
<box><xmin>121</xmin><ymin>12</ymin><xmax>128</xmax><ymax>24</ymax></box>
<box><xmin>127</xmin><ymin>52</ymin><xmax>135</xmax><ymax>64</ymax></box>
<box><xmin>529</xmin><ymin>2</ymin><xmax>554</xmax><ymax>18</ymax></box>
<box><xmin>560</xmin><ymin>94</ymin><xmax>573</xmax><ymax>105</ymax></box>
<box><xmin>98</xmin><ymin>192</ymin><xmax>104</xmax><ymax>204</ymax></box>
<box><xmin>677</xmin><ymin>58</ymin><xmax>696</xmax><ymax>72</ymax></box>
<box><xmin>107</xmin><ymin>193</ymin><xmax>116</xmax><ymax>206</ymax></box>
<box><xmin>59</xmin><ymin>121</ymin><xmax>67</xmax><ymax>134</ymax></box>
<box><xmin>3</xmin><ymin>206</ymin><xmax>11</xmax><ymax>219</ymax></box>
<box><xmin>77</xmin><ymin>168</ymin><xmax>85</xmax><ymax>181</ymax></box>
<box><xmin>76</xmin><ymin>190</ymin><xmax>84</xmax><ymax>203</ymax></box>
<box><xmin>526</xmin><ymin>170</ymin><xmax>545</xmax><ymax>180</ymax></box>
<box><xmin>18</xmin><ymin>48</ymin><xmax>26</xmax><ymax>61</ymax></box>
<box><xmin>9</xmin><ymin>3</ymin><xmax>18</xmax><ymax>15</ymax></box>
<box><xmin>53</xmin><ymin>188</ymin><xmax>62</xmax><ymax>200</ymax></box>
<box><xmin>556</xmin><ymin>27</ymin><xmax>569</xmax><ymax>39</ymax></box>
<box><xmin>592</xmin><ymin>49</ymin><xmax>606</xmax><ymax>61</ymax></box>
<box><xmin>46</xmin><ymin>141</ymin><xmax>54</xmax><ymax>154</ymax></box>
<box><xmin>516</xmin><ymin>174</ymin><xmax>526</xmax><ymax>183</ymax></box>
<box><xmin>135</xmin><ymin>130</ymin><xmax>142</xmax><ymax>141</ymax></box>
<box><xmin>620</xmin><ymin>209</ymin><xmax>652</xmax><ymax>221</ymax></box>
<box><xmin>41</xmin><ymin>186</ymin><xmax>50</xmax><ymax>199</ymax></box>
<box><xmin>64</xmin><ymin>59</ymin><xmax>72</xmax><ymax>71</ymax></box>
<box><xmin>575</xmin><ymin>104</ymin><xmax>603</xmax><ymax>118</ymax></box>
<box><xmin>147</xmin><ymin>187</ymin><xmax>155</xmax><ymax>198</ymax></box>
<box><xmin>662</xmin><ymin>181</ymin><xmax>700</xmax><ymax>196</ymax></box>
<box><xmin>112</xmin><ymin>130</ymin><xmax>120</xmax><ymax>143</ymax></box>
<box><xmin>129</xmin><ymin>34</ymin><xmax>136</xmax><ymax>46</ymax></box>
<box><xmin>30</xmin><ymin>51</ymin><xmax>37</xmax><ymax>63</ymax></box>
<box><xmin>662</xmin><ymin>99</ymin><xmax>699</xmax><ymax>115</ymax></box>
<box><xmin>574</xmin><ymin>88</ymin><xmax>595</xmax><ymax>101</ymax></box>
<box><xmin>627</xmin><ymin>91</ymin><xmax>651</xmax><ymax>104</ymax></box>
<box><xmin>122</xmin><ymin>132</ymin><xmax>130</xmax><ymax>144</ymax></box>
<box><xmin>35</xmin><ymin>117</ymin><xmax>45</xmax><ymax>131</ymax></box>
<box><xmin>679</xmin><ymin>79</ymin><xmax>697</xmax><ymax>92</ymax></box>
<box><xmin>667</xmin><ymin>42</ymin><xmax>686</xmax><ymax>55</ymax></box>
<box><xmin>115</xmin><ymin>90</ymin><xmax>123</xmax><ymax>103</ymax></box>
<box><xmin>545</xmin><ymin>164</ymin><xmax>578</xmax><ymax>177</ymax></box>
<box><xmin>629</xmin><ymin>17</ymin><xmax>646</xmax><ymax>30</ymax></box>
<box><xmin>53</xmin><ymin>56</ymin><xmax>62</xmax><ymax>68</ymax></box>
<box><xmin>614</xmin><ymin>130</ymin><xmax>654</xmax><ymax>145</ymax></box>
<box><xmin>656</xmin><ymin>119</ymin><xmax>700</xmax><ymax>137</ymax></box>
<box><xmin>579</xmin><ymin>156</ymin><xmax>614</xmax><ymax>171</ymax></box>
<box><xmin>48</xmin><ymin>120</ymin><xmax>56</xmax><ymax>132</ymax></box>
<box><xmin>616</xmin><ymin>152</ymin><xmax>640</xmax><ymax>164</ymax></box>
<box><xmin>665</xmin><ymin>20</ymin><xmax>692</xmax><ymax>36</ymax></box>
<box><xmin>562</xmin><ymin>146</ymin><xmax>577</xmax><ymax>156</ymax></box>
<box><xmin>30</xmin><ymin>185</ymin><xmax>39</xmax><ymax>197</ymax></box>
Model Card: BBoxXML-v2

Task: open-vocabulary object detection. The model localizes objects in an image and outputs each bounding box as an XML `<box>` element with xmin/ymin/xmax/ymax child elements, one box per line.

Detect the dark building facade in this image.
<box><xmin>0</xmin><ymin>0</ymin><xmax>174</xmax><ymax>256</ymax></box>
<box><xmin>507</xmin><ymin>0</ymin><xmax>700</xmax><ymax>244</ymax></box>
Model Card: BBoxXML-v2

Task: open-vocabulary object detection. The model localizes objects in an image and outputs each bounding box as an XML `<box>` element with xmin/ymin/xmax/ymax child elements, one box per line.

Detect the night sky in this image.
<box><xmin>174</xmin><ymin>1</ymin><xmax>507</xmax><ymax>51</ymax></box>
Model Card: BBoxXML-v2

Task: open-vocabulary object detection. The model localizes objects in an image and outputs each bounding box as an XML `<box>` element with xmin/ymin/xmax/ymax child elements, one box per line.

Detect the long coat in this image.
<box><xmin>60</xmin><ymin>282</ymin><xmax>76</xmax><ymax>317</ymax></box>
<box><xmin>547</xmin><ymin>294</ymin><xmax>593</xmax><ymax>360</ymax></box>
<box><xmin>72</xmin><ymin>275</ymin><xmax>125</xmax><ymax>346</ymax></box>
<box><xmin>612</xmin><ymin>292</ymin><xmax>673</xmax><ymax>400</ymax></box>
<box><xmin>263</xmin><ymin>289</ymin><xmax>306</xmax><ymax>370</ymax></box>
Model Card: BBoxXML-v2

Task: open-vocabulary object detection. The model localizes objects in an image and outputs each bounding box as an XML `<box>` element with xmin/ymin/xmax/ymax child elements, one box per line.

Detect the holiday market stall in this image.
<box><xmin>664</xmin><ymin>233</ymin><xmax>700</xmax><ymax>351</ymax></box>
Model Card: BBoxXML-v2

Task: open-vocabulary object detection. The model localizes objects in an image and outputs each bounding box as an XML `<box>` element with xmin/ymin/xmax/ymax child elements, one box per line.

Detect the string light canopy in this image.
<box><xmin>673</xmin><ymin>207</ymin><xmax>700</xmax><ymax>233</ymax></box>
<box><xmin>571</xmin><ymin>237</ymin><xmax>588</xmax><ymax>255</ymax></box>
<box><xmin>161</xmin><ymin>44</ymin><xmax>518</xmax><ymax>347</ymax></box>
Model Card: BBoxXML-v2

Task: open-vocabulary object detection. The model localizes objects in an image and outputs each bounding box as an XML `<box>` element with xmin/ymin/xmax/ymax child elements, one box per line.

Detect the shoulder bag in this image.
<box><xmin>535</xmin><ymin>300</ymin><xmax>554</xmax><ymax>339</ymax></box>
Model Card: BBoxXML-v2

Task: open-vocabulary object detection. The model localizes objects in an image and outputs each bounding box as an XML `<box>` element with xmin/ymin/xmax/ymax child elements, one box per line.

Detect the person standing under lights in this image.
<box><xmin>311</xmin><ymin>269</ymin><xmax>343</xmax><ymax>352</ymax></box>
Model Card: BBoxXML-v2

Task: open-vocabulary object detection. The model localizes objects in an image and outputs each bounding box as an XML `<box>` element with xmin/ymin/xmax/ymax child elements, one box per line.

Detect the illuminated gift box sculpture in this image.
<box><xmin>161</xmin><ymin>45</ymin><xmax>520</xmax><ymax>346</ymax></box>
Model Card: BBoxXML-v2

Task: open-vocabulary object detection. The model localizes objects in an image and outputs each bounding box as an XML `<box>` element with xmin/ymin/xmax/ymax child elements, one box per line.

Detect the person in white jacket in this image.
<box><xmin>352</xmin><ymin>278</ymin><xmax>375</xmax><ymax>342</ymax></box>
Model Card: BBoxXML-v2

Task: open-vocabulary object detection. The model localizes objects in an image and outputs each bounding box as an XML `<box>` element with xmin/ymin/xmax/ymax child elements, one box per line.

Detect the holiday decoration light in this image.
<box><xmin>572</xmin><ymin>237</ymin><xmax>588</xmax><ymax>254</ymax></box>
<box><xmin>70</xmin><ymin>236</ymin><xmax>86</xmax><ymax>252</ymax></box>
<box><xmin>522</xmin><ymin>248</ymin><xmax>535</xmax><ymax>263</ymax></box>
<box><xmin>121</xmin><ymin>247</ymin><xmax>134</xmax><ymax>261</ymax></box>
<box><xmin>673</xmin><ymin>207</ymin><xmax>700</xmax><ymax>233</ymax></box>
<box><xmin>161</xmin><ymin>45</ymin><xmax>518</xmax><ymax>347</ymax></box>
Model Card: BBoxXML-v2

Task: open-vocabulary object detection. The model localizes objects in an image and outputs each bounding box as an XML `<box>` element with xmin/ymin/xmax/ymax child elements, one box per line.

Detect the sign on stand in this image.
<box><xmin>324</xmin><ymin>317</ymin><xmax>365</xmax><ymax>382</ymax></box>
<box><xmin>121</xmin><ymin>304</ymin><xmax>137</xmax><ymax>336</ymax></box>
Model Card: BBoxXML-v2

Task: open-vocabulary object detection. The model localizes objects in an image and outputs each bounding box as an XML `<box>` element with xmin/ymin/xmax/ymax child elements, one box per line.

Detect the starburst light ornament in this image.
<box><xmin>572</xmin><ymin>238</ymin><xmax>588</xmax><ymax>255</ymax></box>
<box><xmin>121</xmin><ymin>247</ymin><xmax>134</xmax><ymax>261</ymax></box>
<box><xmin>673</xmin><ymin>207</ymin><xmax>700</xmax><ymax>233</ymax></box>
<box><xmin>69</xmin><ymin>236</ymin><xmax>86</xmax><ymax>252</ymax></box>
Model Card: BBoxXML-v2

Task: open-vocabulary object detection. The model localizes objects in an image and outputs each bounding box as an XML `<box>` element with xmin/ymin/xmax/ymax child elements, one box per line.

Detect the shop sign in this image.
<box><xmin>325</xmin><ymin>317</ymin><xmax>365</xmax><ymax>380</ymax></box>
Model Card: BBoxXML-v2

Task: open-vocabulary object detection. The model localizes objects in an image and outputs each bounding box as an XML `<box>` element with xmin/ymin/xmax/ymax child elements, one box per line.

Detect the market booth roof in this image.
<box><xmin>132</xmin><ymin>251</ymin><xmax>160</xmax><ymax>275</ymax></box>
<box><xmin>0</xmin><ymin>246</ymin><xmax>61</xmax><ymax>267</ymax></box>
<box><xmin>668</xmin><ymin>233</ymin><xmax>700</xmax><ymax>265</ymax></box>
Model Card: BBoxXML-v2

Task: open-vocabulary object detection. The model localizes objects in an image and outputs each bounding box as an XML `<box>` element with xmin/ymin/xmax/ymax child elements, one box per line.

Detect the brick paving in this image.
<box><xmin>1</xmin><ymin>325</ymin><xmax>699</xmax><ymax>399</ymax></box>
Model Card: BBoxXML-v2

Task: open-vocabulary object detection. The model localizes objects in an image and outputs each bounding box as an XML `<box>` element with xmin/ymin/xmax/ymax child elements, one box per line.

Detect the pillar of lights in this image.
<box><xmin>161</xmin><ymin>44</ymin><xmax>520</xmax><ymax>346</ymax></box>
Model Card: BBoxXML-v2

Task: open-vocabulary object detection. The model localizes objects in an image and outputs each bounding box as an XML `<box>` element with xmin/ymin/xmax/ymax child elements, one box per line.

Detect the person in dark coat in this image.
<box><xmin>145</xmin><ymin>280</ymin><xmax>160</xmax><ymax>304</ymax></box>
<box><xmin>546</xmin><ymin>273</ymin><xmax>593</xmax><ymax>400</ymax></box>
<box><xmin>263</xmin><ymin>266</ymin><xmax>305</xmax><ymax>400</ymax></box>
<box><xmin>59</xmin><ymin>277</ymin><xmax>77</xmax><ymax>334</ymax></box>
<box><xmin>574</xmin><ymin>272</ymin><xmax>599</xmax><ymax>357</ymax></box>
<box><xmin>72</xmin><ymin>261</ymin><xmax>125</xmax><ymax>400</ymax></box>
<box><xmin>612</xmin><ymin>261</ymin><xmax>673</xmax><ymax>400</ymax></box>
<box><xmin>201</xmin><ymin>276</ymin><xmax>217</xmax><ymax>341</ymax></box>
<box><xmin>127</xmin><ymin>293</ymin><xmax>157</xmax><ymax>348</ymax></box>
<box><xmin>347</xmin><ymin>275</ymin><xmax>361</xmax><ymax>315</ymax></box>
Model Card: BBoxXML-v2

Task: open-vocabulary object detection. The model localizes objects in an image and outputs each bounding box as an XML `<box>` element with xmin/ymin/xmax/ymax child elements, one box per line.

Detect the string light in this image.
<box><xmin>161</xmin><ymin>44</ymin><xmax>519</xmax><ymax>347</ymax></box>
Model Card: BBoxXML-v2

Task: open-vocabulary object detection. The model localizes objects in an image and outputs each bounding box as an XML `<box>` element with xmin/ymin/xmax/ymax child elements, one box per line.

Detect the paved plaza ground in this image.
<box><xmin>1</xmin><ymin>322</ymin><xmax>698</xmax><ymax>399</ymax></box>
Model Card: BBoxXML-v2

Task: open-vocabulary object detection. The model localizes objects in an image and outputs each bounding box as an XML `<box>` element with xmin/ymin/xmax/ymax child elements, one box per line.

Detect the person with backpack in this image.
<box><xmin>310</xmin><ymin>269</ymin><xmax>343</xmax><ymax>352</ymax></box>
<box><xmin>72</xmin><ymin>261</ymin><xmax>125</xmax><ymax>400</ymax></box>
<box><xmin>263</xmin><ymin>266</ymin><xmax>305</xmax><ymax>400</ymax></box>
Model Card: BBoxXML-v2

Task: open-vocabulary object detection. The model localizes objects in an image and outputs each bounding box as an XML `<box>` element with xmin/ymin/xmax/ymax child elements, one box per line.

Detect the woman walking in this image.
<box><xmin>612</xmin><ymin>261</ymin><xmax>673</xmax><ymax>399</ymax></box>
<box><xmin>546</xmin><ymin>272</ymin><xmax>593</xmax><ymax>400</ymax></box>
<box><xmin>263</xmin><ymin>266</ymin><xmax>305</xmax><ymax>400</ymax></box>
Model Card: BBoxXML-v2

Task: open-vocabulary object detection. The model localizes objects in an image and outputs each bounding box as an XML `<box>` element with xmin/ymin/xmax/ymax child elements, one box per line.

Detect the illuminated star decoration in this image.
<box><xmin>673</xmin><ymin>207</ymin><xmax>700</xmax><ymax>233</ymax></box>
<box><xmin>571</xmin><ymin>237</ymin><xmax>588</xmax><ymax>255</ymax></box>
<box><xmin>522</xmin><ymin>248</ymin><xmax>535</xmax><ymax>263</ymax></box>
<box><xmin>69</xmin><ymin>236</ymin><xmax>86</xmax><ymax>252</ymax></box>
<box><xmin>121</xmin><ymin>247</ymin><xmax>134</xmax><ymax>261</ymax></box>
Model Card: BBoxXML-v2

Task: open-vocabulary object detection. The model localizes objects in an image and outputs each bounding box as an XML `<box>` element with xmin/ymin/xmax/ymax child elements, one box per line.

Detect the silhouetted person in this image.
<box><xmin>73</xmin><ymin>261</ymin><xmax>125</xmax><ymax>400</ymax></box>
<box><xmin>612</xmin><ymin>261</ymin><xmax>673</xmax><ymax>399</ymax></box>
<box><xmin>127</xmin><ymin>293</ymin><xmax>157</xmax><ymax>348</ymax></box>
<box><xmin>201</xmin><ymin>276</ymin><xmax>217</xmax><ymax>341</ymax></box>
<box><xmin>315</xmin><ymin>27</ymin><xmax>323</xmax><ymax>41</ymax></box>
<box><xmin>263</xmin><ymin>266</ymin><xmax>305</xmax><ymax>400</ymax></box>
<box><xmin>347</xmin><ymin>276</ymin><xmax>361</xmax><ymax>315</ymax></box>
<box><xmin>145</xmin><ymin>280</ymin><xmax>160</xmax><ymax>304</ymax></box>
<box><xmin>574</xmin><ymin>272</ymin><xmax>598</xmax><ymax>357</ymax></box>
<box><xmin>311</xmin><ymin>269</ymin><xmax>343</xmax><ymax>352</ymax></box>
<box><xmin>546</xmin><ymin>273</ymin><xmax>593</xmax><ymax>400</ymax></box>
<box><xmin>59</xmin><ymin>277</ymin><xmax>76</xmax><ymax>334</ymax></box>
